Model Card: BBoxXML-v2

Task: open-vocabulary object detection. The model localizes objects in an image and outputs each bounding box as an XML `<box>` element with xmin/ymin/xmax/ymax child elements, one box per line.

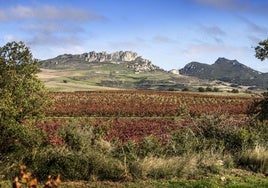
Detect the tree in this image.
<box><xmin>198</xmin><ymin>87</ymin><xmax>205</xmax><ymax>92</ymax></box>
<box><xmin>248</xmin><ymin>38</ymin><xmax>268</xmax><ymax>120</ymax></box>
<box><xmin>255</xmin><ymin>38</ymin><xmax>268</xmax><ymax>61</ymax></box>
<box><xmin>0</xmin><ymin>41</ymin><xmax>50</xmax><ymax>154</ymax></box>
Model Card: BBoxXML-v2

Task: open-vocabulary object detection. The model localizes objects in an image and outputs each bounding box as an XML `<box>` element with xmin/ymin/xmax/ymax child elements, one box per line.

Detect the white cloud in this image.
<box><xmin>238</xmin><ymin>16</ymin><xmax>268</xmax><ymax>35</ymax></box>
<box><xmin>2</xmin><ymin>34</ymin><xmax>21</xmax><ymax>42</ymax></box>
<box><xmin>192</xmin><ymin>0</ymin><xmax>268</xmax><ymax>14</ymax></box>
<box><xmin>0</xmin><ymin>4</ymin><xmax>105</xmax><ymax>51</ymax></box>
<box><xmin>199</xmin><ymin>25</ymin><xmax>226</xmax><ymax>44</ymax></box>
<box><xmin>26</xmin><ymin>33</ymin><xmax>83</xmax><ymax>47</ymax></box>
<box><xmin>0</xmin><ymin>5</ymin><xmax>105</xmax><ymax>22</ymax></box>
<box><xmin>152</xmin><ymin>35</ymin><xmax>177</xmax><ymax>44</ymax></box>
<box><xmin>194</xmin><ymin>0</ymin><xmax>239</xmax><ymax>10</ymax></box>
<box><xmin>183</xmin><ymin>43</ymin><xmax>250</xmax><ymax>61</ymax></box>
<box><xmin>21</xmin><ymin>22</ymin><xmax>84</xmax><ymax>35</ymax></box>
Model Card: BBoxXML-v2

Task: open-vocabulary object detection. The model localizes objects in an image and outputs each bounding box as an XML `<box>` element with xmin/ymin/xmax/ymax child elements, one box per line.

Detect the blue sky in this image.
<box><xmin>0</xmin><ymin>0</ymin><xmax>268</xmax><ymax>71</ymax></box>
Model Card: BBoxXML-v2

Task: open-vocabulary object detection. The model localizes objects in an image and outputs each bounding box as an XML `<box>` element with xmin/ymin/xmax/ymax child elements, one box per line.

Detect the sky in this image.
<box><xmin>0</xmin><ymin>0</ymin><xmax>268</xmax><ymax>72</ymax></box>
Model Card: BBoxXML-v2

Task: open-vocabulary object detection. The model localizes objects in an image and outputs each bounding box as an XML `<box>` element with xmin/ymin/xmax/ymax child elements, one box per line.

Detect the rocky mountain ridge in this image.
<box><xmin>41</xmin><ymin>51</ymin><xmax>161</xmax><ymax>72</ymax></box>
<box><xmin>41</xmin><ymin>52</ymin><xmax>268</xmax><ymax>90</ymax></box>
<box><xmin>180</xmin><ymin>57</ymin><xmax>267</xmax><ymax>89</ymax></box>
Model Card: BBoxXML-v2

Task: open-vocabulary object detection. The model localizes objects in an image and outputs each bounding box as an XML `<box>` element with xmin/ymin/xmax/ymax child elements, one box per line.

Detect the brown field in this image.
<box><xmin>38</xmin><ymin>90</ymin><xmax>257</xmax><ymax>145</ymax></box>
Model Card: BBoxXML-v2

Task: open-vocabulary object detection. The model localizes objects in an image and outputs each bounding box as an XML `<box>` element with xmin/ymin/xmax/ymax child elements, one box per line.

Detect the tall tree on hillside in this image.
<box><xmin>0</xmin><ymin>41</ymin><xmax>50</xmax><ymax>154</ymax></box>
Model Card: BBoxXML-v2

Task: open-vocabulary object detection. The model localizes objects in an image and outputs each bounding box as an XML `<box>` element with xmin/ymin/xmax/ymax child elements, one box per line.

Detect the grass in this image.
<box><xmin>239</xmin><ymin>145</ymin><xmax>268</xmax><ymax>174</ymax></box>
<box><xmin>1</xmin><ymin>90</ymin><xmax>267</xmax><ymax>187</ymax></box>
<box><xmin>2</xmin><ymin>170</ymin><xmax>267</xmax><ymax>188</ymax></box>
<box><xmin>38</xmin><ymin>67</ymin><xmax>244</xmax><ymax>92</ymax></box>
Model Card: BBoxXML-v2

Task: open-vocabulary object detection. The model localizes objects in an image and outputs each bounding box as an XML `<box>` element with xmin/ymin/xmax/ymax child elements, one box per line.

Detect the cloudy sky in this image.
<box><xmin>0</xmin><ymin>0</ymin><xmax>268</xmax><ymax>71</ymax></box>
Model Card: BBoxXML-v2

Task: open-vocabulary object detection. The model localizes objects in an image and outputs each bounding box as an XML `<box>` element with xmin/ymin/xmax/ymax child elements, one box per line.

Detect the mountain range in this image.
<box><xmin>40</xmin><ymin>51</ymin><xmax>268</xmax><ymax>91</ymax></box>
<box><xmin>180</xmin><ymin>57</ymin><xmax>268</xmax><ymax>89</ymax></box>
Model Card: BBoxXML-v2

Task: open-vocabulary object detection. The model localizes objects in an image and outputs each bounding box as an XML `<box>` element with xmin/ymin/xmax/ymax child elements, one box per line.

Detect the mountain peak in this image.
<box><xmin>41</xmin><ymin>51</ymin><xmax>162</xmax><ymax>72</ymax></box>
<box><xmin>82</xmin><ymin>51</ymin><xmax>140</xmax><ymax>63</ymax></box>
<box><xmin>179</xmin><ymin>57</ymin><xmax>266</xmax><ymax>88</ymax></box>
<box><xmin>214</xmin><ymin>57</ymin><xmax>239</xmax><ymax>65</ymax></box>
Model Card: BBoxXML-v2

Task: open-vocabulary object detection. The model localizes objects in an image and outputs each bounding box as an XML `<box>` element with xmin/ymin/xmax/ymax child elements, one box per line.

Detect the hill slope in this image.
<box><xmin>180</xmin><ymin>57</ymin><xmax>267</xmax><ymax>89</ymax></box>
<box><xmin>40</xmin><ymin>51</ymin><xmax>212</xmax><ymax>91</ymax></box>
<box><xmin>41</xmin><ymin>51</ymin><xmax>161</xmax><ymax>72</ymax></box>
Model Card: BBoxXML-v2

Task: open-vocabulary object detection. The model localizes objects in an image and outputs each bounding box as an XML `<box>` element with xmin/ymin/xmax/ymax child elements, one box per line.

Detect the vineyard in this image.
<box><xmin>39</xmin><ymin>90</ymin><xmax>256</xmax><ymax>145</ymax></box>
<box><xmin>2</xmin><ymin>90</ymin><xmax>268</xmax><ymax>187</ymax></box>
<box><xmin>48</xmin><ymin>90</ymin><xmax>254</xmax><ymax>117</ymax></box>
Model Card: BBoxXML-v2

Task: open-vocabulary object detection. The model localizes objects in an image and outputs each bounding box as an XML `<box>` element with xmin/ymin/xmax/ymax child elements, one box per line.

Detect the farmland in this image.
<box><xmin>48</xmin><ymin>90</ymin><xmax>253</xmax><ymax>117</ymax></box>
<box><xmin>2</xmin><ymin>90</ymin><xmax>268</xmax><ymax>187</ymax></box>
<box><xmin>41</xmin><ymin>90</ymin><xmax>254</xmax><ymax>144</ymax></box>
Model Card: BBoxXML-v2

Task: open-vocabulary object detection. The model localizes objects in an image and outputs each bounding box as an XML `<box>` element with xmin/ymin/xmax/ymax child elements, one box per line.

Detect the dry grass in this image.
<box><xmin>240</xmin><ymin>145</ymin><xmax>268</xmax><ymax>174</ymax></box>
<box><xmin>131</xmin><ymin>152</ymin><xmax>231</xmax><ymax>180</ymax></box>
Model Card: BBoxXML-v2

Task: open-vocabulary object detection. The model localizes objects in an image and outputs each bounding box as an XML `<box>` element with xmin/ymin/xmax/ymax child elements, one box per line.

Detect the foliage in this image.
<box><xmin>248</xmin><ymin>91</ymin><xmax>268</xmax><ymax>121</ymax></box>
<box><xmin>48</xmin><ymin>91</ymin><xmax>252</xmax><ymax>117</ymax></box>
<box><xmin>230</xmin><ymin>88</ymin><xmax>239</xmax><ymax>93</ymax></box>
<box><xmin>198</xmin><ymin>87</ymin><xmax>205</xmax><ymax>92</ymax></box>
<box><xmin>239</xmin><ymin>144</ymin><xmax>268</xmax><ymax>174</ymax></box>
<box><xmin>0</xmin><ymin>89</ymin><xmax>268</xmax><ymax>184</ymax></box>
<box><xmin>250</xmin><ymin>38</ymin><xmax>268</xmax><ymax>120</ymax></box>
<box><xmin>255</xmin><ymin>38</ymin><xmax>268</xmax><ymax>61</ymax></box>
<box><xmin>0</xmin><ymin>41</ymin><xmax>50</xmax><ymax>156</ymax></box>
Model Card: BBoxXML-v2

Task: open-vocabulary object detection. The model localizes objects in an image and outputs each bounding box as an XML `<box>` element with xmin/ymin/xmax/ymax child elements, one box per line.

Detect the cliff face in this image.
<box><xmin>42</xmin><ymin>51</ymin><xmax>161</xmax><ymax>72</ymax></box>
<box><xmin>82</xmin><ymin>51</ymin><xmax>139</xmax><ymax>63</ymax></box>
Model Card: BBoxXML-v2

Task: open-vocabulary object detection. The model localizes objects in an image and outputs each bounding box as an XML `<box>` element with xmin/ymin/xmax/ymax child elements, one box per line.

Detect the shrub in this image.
<box><xmin>139</xmin><ymin>136</ymin><xmax>162</xmax><ymax>158</ymax></box>
<box><xmin>231</xmin><ymin>89</ymin><xmax>239</xmax><ymax>93</ymax></box>
<box><xmin>239</xmin><ymin>145</ymin><xmax>268</xmax><ymax>175</ymax></box>
<box><xmin>198</xmin><ymin>87</ymin><xmax>205</xmax><ymax>92</ymax></box>
<box><xmin>130</xmin><ymin>156</ymin><xmax>183</xmax><ymax>179</ymax></box>
<box><xmin>23</xmin><ymin>145</ymin><xmax>125</xmax><ymax>181</ymax></box>
<box><xmin>213</xmin><ymin>87</ymin><xmax>220</xmax><ymax>92</ymax></box>
<box><xmin>247</xmin><ymin>92</ymin><xmax>268</xmax><ymax>121</ymax></box>
<box><xmin>166</xmin><ymin>128</ymin><xmax>200</xmax><ymax>156</ymax></box>
<box><xmin>206</xmin><ymin>87</ymin><xmax>213</xmax><ymax>92</ymax></box>
<box><xmin>182</xmin><ymin>87</ymin><xmax>189</xmax><ymax>91</ymax></box>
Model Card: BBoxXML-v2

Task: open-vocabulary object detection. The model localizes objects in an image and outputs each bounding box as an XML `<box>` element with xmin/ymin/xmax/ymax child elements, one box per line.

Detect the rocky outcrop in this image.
<box><xmin>80</xmin><ymin>51</ymin><xmax>140</xmax><ymax>63</ymax></box>
<box><xmin>42</xmin><ymin>51</ymin><xmax>161</xmax><ymax>72</ymax></box>
<box><xmin>169</xmin><ymin>69</ymin><xmax>180</xmax><ymax>75</ymax></box>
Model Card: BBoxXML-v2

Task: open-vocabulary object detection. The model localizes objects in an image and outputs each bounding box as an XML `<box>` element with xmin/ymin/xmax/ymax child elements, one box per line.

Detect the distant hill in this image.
<box><xmin>41</xmin><ymin>51</ymin><xmax>162</xmax><ymax>72</ymax></box>
<box><xmin>40</xmin><ymin>53</ymin><xmax>268</xmax><ymax>91</ymax></box>
<box><xmin>180</xmin><ymin>57</ymin><xmax>268</xmax><ymax>89</ymax></box>
<box><xmin>40</xmin><ymin>51</ymin><xmax>213</xmax><ymax>91</ymax></box>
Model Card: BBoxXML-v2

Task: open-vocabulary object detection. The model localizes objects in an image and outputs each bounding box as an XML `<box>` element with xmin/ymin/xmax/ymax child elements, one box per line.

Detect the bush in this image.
<box><xmin>247</xmin><ymin>92</ymin><xmax>268</xmax><ymax>121</ymax></box>
<box><xmin>131</xmin><ymin>157</ymin><xmax>182</xmax><ymax>179</ymax></box>
<box><xmin>139</xmin><ymin>136</ymin><xmax>162</xmax><ymax>158</ymax></box>
<box><xmin>26</xmin><ymin>146</ymin><xmax>125</xmax><ymax>181</ymax></box>
<box><xmin>213</xmin><ymin>87</ymin><xmax>220</xmax><ymax>92</ymax></box>
<box><xmin>230</xmin><ymin>89</ymin><xmax>239</xmax><ymax>93</ymax></box>
<box><xmin>198</xmin><ymin>87</ymin><xmax>205</xmax><ymax>92</ymax></box>
<box><xmin>166</xmin><ymin>128</ymin><xmax>200</xmax><ymax>156</ymax></box>
<box><xmin>182</xmin><ymin>87</ymin><xmax>189</xmax><ymax>91</ymax></box>
<box><xmin>239</xmin><ymin>145</ymin><xmax>268</xmax><ymax>175</ymax></box>
<box><xmin>206</xmin><ymin>87</ymin><xmax>213</xmax><ymax>92</ymax></box>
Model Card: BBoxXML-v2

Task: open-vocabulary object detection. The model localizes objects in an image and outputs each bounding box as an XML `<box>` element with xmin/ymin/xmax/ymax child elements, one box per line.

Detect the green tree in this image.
<box><xmin>255</xmin><ymin>38</ymin><xmax>268</xmax><ymax>61</ymax></box>
<box><xmin>198</xmin><ymin>87</ymin><xmax>205</xmax><ymax>92</ymax></box>
<box><xmin>0</xmin><ymin>41</ymin><xmax>49</xmax><ymax>154</ymax></box>
<box><xmin>249</xmin><ymin>38</ymin><xmax>268</xmax><ymax>120</ymax></box>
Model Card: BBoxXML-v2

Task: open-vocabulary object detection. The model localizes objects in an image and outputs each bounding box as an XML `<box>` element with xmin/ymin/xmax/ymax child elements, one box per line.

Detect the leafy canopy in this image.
<box><xmin>255</xmin><ymin>38</ymin><xmax>268</xmax><ymax>61</ymax></box>
<box><xmin>250</xmin><ymin>38</ymin><xmax>268</xmax><ymax>120</ymax></box>
<box><xmin>0</xmin><ymin>41</ymin><xmax>50</xmax><ymax>154</ymax></box>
